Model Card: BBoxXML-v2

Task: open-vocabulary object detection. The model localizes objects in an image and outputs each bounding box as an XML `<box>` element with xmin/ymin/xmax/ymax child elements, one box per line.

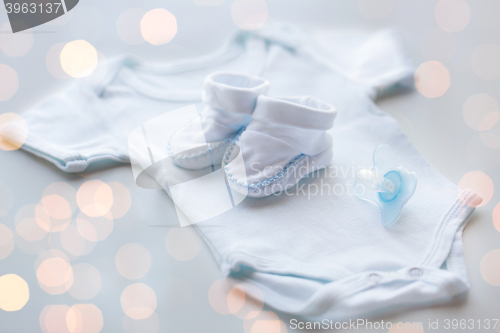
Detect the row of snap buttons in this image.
<box><xmin>368</xmin><ymin>267</ymin><xmax>423</xmax><ymax>283</ymax></box>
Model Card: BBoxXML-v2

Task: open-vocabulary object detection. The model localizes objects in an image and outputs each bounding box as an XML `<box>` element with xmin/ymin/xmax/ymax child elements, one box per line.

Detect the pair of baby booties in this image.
<box><xmin>167</xmin><ymin>72</ymin><xmax>337</xmax><ymax>198</ymax></box>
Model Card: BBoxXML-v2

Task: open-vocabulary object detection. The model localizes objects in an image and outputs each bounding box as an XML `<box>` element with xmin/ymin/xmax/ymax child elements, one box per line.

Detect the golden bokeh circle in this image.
<box><xmin>60</xmin><ymin>40</ymin><xmax>98</xmax><ymax>78</ymax></box>
<box><xmin>140</xmin><ymin>9</ymin><xmax>177</xmax><ymax>46</ymax></box>
<box><xmin>0</xmin><ymin>274</ymin><xmax>29</xmax><ymax>311</ymax></box>
<box><xmin>0</xmin><ymin>112</ymin><xmax>28</xmax><ymax>151</ymax></box>
<box><xmin>231</xmin><ymin>0</ymin><xmax>268</xmax><ymax>30</ymax></box>
<box><xmin>458</xmin><ymin>171</ymin><xmax>494</xmax><ymax>207</ymax></box>
<box><xmin>121</xmin><ymin>283</ymin><xmax>157</xmax><ymax>320</ymax></box>
<box><xmin>77</xmin><ymin>180</ymin><xmax>114</xmax><ymax>217</ymax></box>
<box><xmin>36</xmin><ymin>257</ymin><xmax>74</xmax><ymax>293</ymax></box>
<box><xmin>480</xmin><ymin>249</ymin><xmax>500</xmax><ymax>286</ymax></box>
<box><xmin>39</xmin><ymin>305</ymin><xmax>71</xmax><ymax>333</ymax></box>
<box><xmin>66</xmin><ymin>304</ymin><xmax>104</xmax><ymax>333</ymax></box>
<box><xmin>415</xmin><ymin>61</ymin><xmax>450</xmax><ymax>98</ymax></box>
<box><xmin>243</xmin><ymin>311</ymin><xmax>282</xmax><ymax>333</ymax></box>
<box><xmin>434</xmin><ymin>0</ymin><xmax>470</xmax><ymax>32</ymax></box>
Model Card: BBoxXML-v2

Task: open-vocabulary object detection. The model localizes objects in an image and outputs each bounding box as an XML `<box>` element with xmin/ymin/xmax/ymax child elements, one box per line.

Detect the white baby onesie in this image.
<box><xmin>5</xmin><ymin>24</ymin><xmax>481</xmax><ymax>321</ymax></box>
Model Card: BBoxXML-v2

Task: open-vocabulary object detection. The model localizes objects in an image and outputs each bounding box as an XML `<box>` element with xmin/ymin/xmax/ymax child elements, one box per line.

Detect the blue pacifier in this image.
<box><xmin>354</xmin><ymin>144</ymin><xmax>417</xmax><ymax>227</ymax></box>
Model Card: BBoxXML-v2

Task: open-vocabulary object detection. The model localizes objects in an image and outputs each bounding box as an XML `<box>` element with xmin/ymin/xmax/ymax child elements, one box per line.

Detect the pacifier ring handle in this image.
<box><xmin>354</xmin><ymin>144</ymin><xmax>417</xmax><ymax>227</ymax></box>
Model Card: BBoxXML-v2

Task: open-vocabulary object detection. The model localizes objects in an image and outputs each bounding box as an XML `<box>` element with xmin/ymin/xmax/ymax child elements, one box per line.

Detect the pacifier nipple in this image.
<box><xmin>354</xmin><ymin>144</ymin><xmax>417</xmax><ymax>227</ymax></box>
<box><xmin>356</xmin><ymin>169</ymin><xmax>396</xmax><ymax>194</ymax></box>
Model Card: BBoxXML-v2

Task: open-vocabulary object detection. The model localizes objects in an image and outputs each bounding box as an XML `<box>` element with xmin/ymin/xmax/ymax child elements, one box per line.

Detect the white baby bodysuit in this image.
<box><xmin>5</xmin><ymin>24</ymin><xmax>481</xmax><ymax>321</ymax></box>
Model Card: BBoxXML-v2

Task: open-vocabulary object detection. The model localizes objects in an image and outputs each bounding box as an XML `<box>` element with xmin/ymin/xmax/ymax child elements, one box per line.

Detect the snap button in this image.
<box><xmin>409</xmin><ymin>267</ymin><xmax>422</xmax><ymax>277</ymax></box>
<box><xmin>368</xmin><ymin>273</ymin><xmax>382</xmax><ymax>283</ymax></box>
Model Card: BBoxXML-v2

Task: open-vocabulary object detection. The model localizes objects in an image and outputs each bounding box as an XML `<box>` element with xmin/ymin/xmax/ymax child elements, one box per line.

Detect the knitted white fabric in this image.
<box><xmin>223</xmin><ymin>95</ymin><xmax>337</xmax><ymax>197</ymax></box>
<box><xmin>168</xmin><ymin>72</ymin><xmax>270</xmax><ymax>169</ymax></box>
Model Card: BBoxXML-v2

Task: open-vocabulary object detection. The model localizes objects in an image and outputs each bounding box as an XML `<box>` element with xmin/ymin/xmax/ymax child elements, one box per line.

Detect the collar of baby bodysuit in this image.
<box><xmin>109</xmin><ymin>30</ymin><xmax>277</xmax><ymax>102</ymax></box>
<box><xmin>94</xmin><ymin>23</ymin><xmax>341</xmax><ymax>102</ymax></box>
<box><xmin>91</xmin><ymin>22</ymin><xmax>365</xmax><ymax>103</ymax></box>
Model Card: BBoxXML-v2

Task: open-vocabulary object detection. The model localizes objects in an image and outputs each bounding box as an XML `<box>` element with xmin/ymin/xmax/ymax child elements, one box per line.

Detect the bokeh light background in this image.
<box><xmin>1</xmin><ymin>0</ymin><xmax>500</xmax><ymax>332</ymax></box>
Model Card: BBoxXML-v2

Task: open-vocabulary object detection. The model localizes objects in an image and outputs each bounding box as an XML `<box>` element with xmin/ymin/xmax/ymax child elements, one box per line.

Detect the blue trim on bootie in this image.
<box><xmin>222</xmin><ymin>134</ymin><xmax>309</xmax><ymax>194</ymax></box>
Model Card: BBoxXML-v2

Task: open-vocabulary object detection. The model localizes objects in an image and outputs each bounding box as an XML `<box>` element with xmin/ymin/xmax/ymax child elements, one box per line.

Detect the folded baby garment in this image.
<box><xmin>223</xmin><ymin>95</ymin><xmax>336</xmax><ymax>197</ymax></box>
<box><xmin>168</xmin><ymin>72</ymin><xmax>270</xmax><ymax>170</ymax></box>
<box><xmin>7</xmin><ymin>24</ymin><xmax>481</xmax><ymax>322</ymax></box>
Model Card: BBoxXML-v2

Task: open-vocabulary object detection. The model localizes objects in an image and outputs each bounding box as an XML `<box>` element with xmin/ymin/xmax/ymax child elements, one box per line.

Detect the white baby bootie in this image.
<box><xmin>222</xmin><ymin>95</ymin><xmax>337</xmax><ymax>198</ymax></box>
<box><xmin>168</xmin><ymin>72</ymin><xmax>270</xmax><ymax>169</ymax></box>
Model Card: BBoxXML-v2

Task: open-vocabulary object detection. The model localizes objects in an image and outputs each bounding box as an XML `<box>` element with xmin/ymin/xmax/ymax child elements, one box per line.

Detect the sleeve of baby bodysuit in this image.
<box><xmin>2</xmin><ymin>57</ymin><xmax>135</xmax><ymax>173</ymax></box>
<box><xmin>311</xmin><ymin>29</ymin><xmax>415</xmax><ymax>100</ymax></box>
<box><xmin>15</xmin><ymin>82</ymin><xmax>130</xmax><ymax>173</ymax></box>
